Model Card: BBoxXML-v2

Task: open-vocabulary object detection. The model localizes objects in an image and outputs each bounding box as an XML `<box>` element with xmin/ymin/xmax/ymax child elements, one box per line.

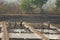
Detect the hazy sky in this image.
<box><xmin>3</xmin><ymin>0</ymin><xmax>19</xmax><ymax>4</ymax></box>
<box><xmin>4</xmin><ymin>0</ymin><xmax>18</xmax><ymax>3</ymax></box>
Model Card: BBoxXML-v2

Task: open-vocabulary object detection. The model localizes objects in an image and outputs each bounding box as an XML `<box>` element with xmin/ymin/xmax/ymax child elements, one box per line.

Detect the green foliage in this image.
<box><xmin>53</xmin><ymin>0</ymin><xmax>60</xmax><ymax>15</ymax></box>
<box><xmin>56</xmin><ymin>0</ymin><xmax>60</xmax><ymax>9</ymax></box>
<box><xmin>30</xmin><ymin>0</ymin><xmax>47</xmax><ymax>7</ymax></box>
<box><xmin>20</xmin><ymin>0</ymin><xmax>29</xmax><ymax>11</ymax></box>
<box><xmin>19</xmin><ymin>0</ymin><xmax>47</xmax><ymax>11</ymax></box>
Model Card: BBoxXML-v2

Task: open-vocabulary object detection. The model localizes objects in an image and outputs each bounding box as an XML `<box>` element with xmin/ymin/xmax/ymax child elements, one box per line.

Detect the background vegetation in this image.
<box><xmin>0</xmin><ymin>0</ymin><xmax>60</xmax><ymax>15</ymax></box>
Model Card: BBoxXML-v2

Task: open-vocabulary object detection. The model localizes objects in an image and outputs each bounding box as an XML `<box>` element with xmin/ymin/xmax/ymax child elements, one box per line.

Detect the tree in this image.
<box><xmin>56</xmin><ymin>0</ymin><xmax>60</xmax><ymax>9</ymax></box>
<box><xmin>30</xmin><ymin>0</ymin><xmax>47</xmax><ymax>8</ymax></box>
<box><xmin>20</xmin><ymin>0</ymin><xmax>33</xmax><ymax>12</ymax></box>
<box><xmin>52</xmin><ymin>0</ymin><xmax>60</xmax><ymax>15</ymax></box>
<box><xmin>19</xmin><ymin>0</ymin><xmax>47</xmax><ymax>13</ymax></box>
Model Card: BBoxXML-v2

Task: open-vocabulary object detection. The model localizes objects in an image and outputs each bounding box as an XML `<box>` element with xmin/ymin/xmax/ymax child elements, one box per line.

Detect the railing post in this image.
<box><xmin>2</xmin><ymin>21</ymin><xmax>9</xmax><ymax>40</ymax></box>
